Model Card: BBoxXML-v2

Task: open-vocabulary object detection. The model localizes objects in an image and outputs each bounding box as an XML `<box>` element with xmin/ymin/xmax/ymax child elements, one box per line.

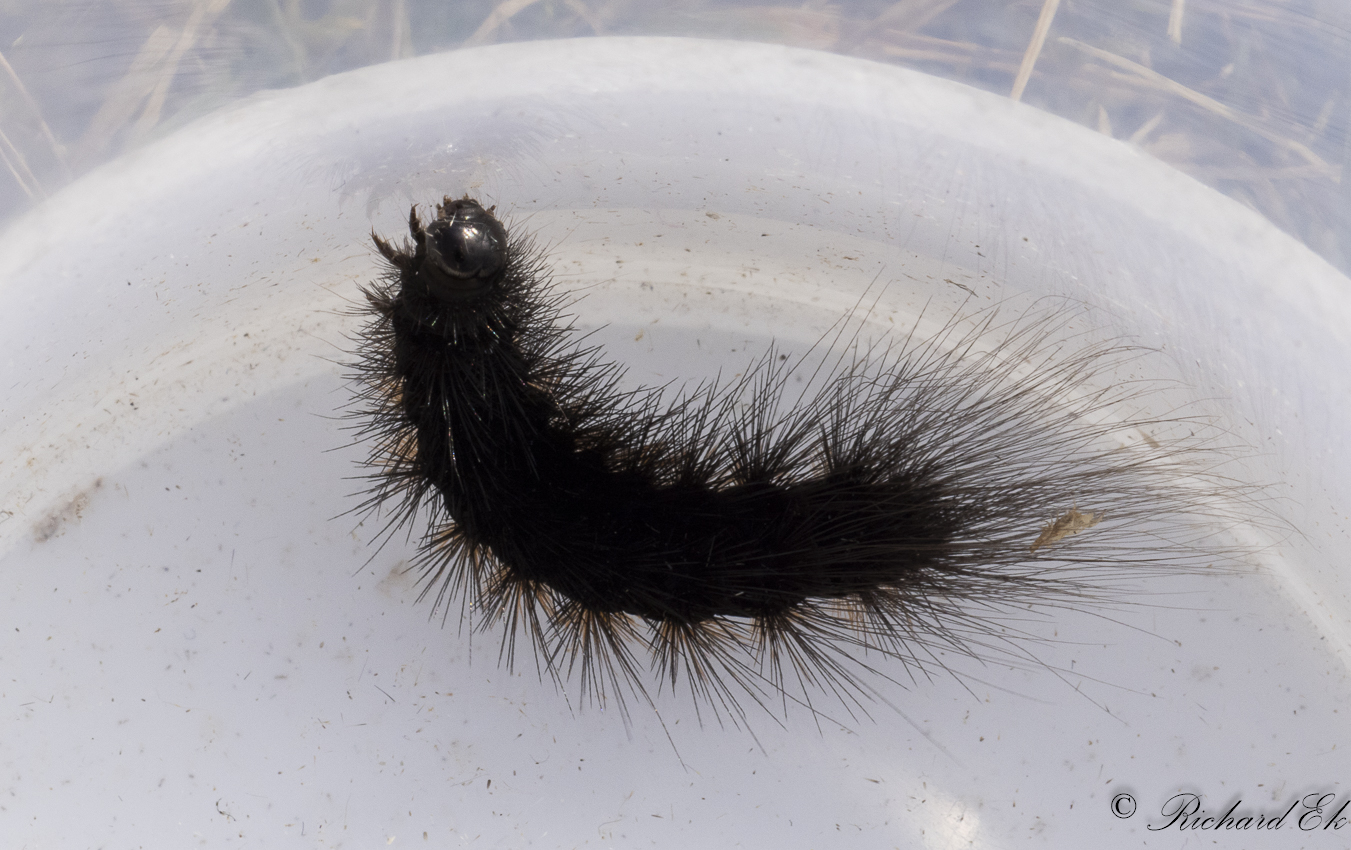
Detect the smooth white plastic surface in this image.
<box><xmin>2</xmin><ymin>38</ymin><xmax>1349</xmax><ymax>848</ymax></box>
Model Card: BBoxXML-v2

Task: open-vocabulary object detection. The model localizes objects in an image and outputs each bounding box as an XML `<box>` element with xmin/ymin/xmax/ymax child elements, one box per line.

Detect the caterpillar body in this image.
<box><xmin>348</xmin><ymin>196</ymin><xmax>1241</xmax><ymax>723</ymax></box>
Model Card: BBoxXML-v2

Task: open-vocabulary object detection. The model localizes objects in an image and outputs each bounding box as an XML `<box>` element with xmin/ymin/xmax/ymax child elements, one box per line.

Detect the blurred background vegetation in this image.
<box><xmin>2</xmin><ymin>0</ymin><xmax>1349</xmax><ymax>272</ymax></box>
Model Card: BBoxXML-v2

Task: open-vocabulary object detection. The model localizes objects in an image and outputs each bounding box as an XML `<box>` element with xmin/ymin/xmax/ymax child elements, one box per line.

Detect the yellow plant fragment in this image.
<box><xmin>1031</xmin><ymin>507</ymin><xmax>1102</xmax><ymax>552</ymax></box>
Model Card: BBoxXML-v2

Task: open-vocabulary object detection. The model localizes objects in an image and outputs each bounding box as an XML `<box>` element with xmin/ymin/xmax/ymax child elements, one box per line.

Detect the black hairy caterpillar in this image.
<box><xmin>347</xmin><ymin>196</ymin><xmax>1248</xmax><ymax>723</ymax></box>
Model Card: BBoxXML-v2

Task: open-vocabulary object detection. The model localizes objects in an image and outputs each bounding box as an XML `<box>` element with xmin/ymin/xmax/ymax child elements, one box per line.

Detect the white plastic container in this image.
<box><xmin>2</xmin><ymin>38</ymin><xmax>1348</xmax><ymax>848</ymax></box>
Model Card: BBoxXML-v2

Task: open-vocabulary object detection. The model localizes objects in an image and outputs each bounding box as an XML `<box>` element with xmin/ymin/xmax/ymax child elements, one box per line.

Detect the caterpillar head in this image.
<box><xmin>375</xmin><ymin>196</ymin><xmax>509</xmax><ymax>303</ymax></box>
